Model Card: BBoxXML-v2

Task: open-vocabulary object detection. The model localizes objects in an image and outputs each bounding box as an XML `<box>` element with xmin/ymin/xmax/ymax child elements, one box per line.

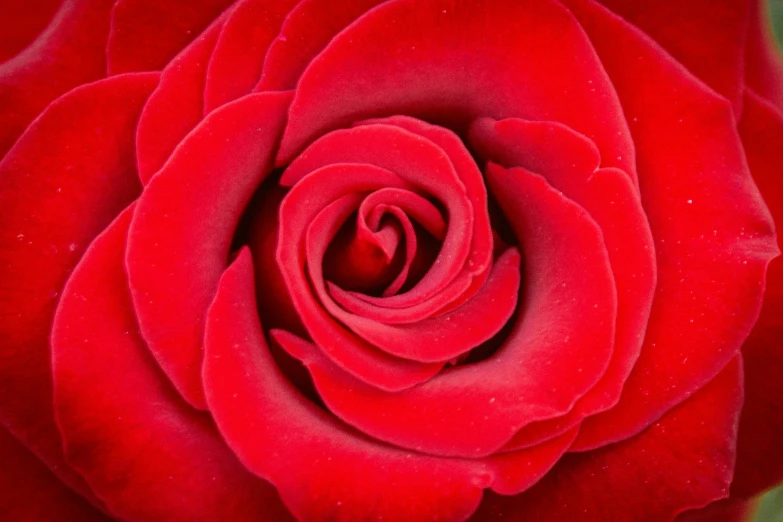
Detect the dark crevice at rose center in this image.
<box><xmin>320</xmin><ymin>207</ymin><xmax>443</xmax><ymax>297</ymax></box>
<box><xmin>233</xmin><ymin>117</ymin><xmax>524</xmax><ymax>401</ymax></box>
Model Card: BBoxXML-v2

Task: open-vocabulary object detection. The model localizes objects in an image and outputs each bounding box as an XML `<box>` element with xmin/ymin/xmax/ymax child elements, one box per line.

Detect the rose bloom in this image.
<box><xmin>1</xmin><ymin>0</ymin><xmax>783</xmax><ymax>521</ymax></box>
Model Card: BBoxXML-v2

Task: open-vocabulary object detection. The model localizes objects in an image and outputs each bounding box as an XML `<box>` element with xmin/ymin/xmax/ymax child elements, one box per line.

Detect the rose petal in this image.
<box><xmin>328</xmin><ymin>274</ymin><xmax>475</xmax><ymax>325</ymax></box>
<box><xmin>135</xmin><ymin>13</ymin><xmax>226</xmax><ymax>184</ymax></box>
<box><xmin>0</xmin><ymin>0</ymin><xmax>60</xmax><ymax>64</ymax></box>
<box><xmin>729</xmin><ymin>89</ymin><xmax>783</xmax><ymax>498</ymax></box>
<box><xmin>277</xmin><ymin>164</ymin><xmax>617</xmax><ymax>457</ymax></box>
<box><xmin>303</xmin><ymin>189</ymin><xmax>519</xmax><ymax>362</ymax></box>
<box><xmin>204</xmin><ymin>249</ymin><xmax>488</xmax><ymax>522</ymax></box>
<box><xmin>470</xmin><ymin>117</ymin><xmax>656</xmax><ymax>447</ymax></box>
<box><xmin>564</xmin><ymin>0</ymin><xmax>779</xmax><ymax>450</ymax></box>
<box><xmin>126</xmin><ymin>91</ymin><xmax>292</xmax><ymax>409</ymax></box>
<box><xmin>499</xmin><ymin>417</ymin><xmax>579</xmax><ymax>452</ymax></box>
<box><xmin>596</xmin><ymin>0</ymin><xmax>749</xmax><ymax>112</ymax></box>
<box><xmin>276</xmin><ymin>0</ymin><xmax>636</xmax><ymax>185</ymax></box>
<box><xmin>321</xmin><ymin>200</ymin><xmax>410</xmax><ymax>297</ymax></box>
<box><xmin>360</xmin><ymin>188</ymin><xmax>447</xmax><ymax>242</ymax></box>
<box><xmin>0</xmin><ymin>0</ymin><xmax>113</xmax><ymax>159</ymax></box>
<box><xmin>281</xmin><ymin>124</ymin><xmax>476</xmax><ymax>310</ymax></box>
<box><xmin>256</xmin><ymin>0</ymin><xmax>387</xmax><ymax>91</ymax></box>
<box><xmin>53</xmin><ymin>205</ymin><xmax>294</xmax><ymax>522</ymax></box>
<box><xmin>0</xmin><ymin>72</ymin><xmax>157</xmax><ymax>506</ymax></box>
<box><xmin>472</xmin><ymin>356</ymin><xmax>743</xmax><ymax>522</ymax></box>
<box><xmin>352</xmin><ymin>115</ymin><xmax>495</xmax><ymax>311</ymax></box>
<box><xmin>203</xmin><ymin>0</ymin><xmax>299</xmax><ymax>112</ymax></box>
<box><xmin>351</xmin><ymin>185</ymin><xmax>448</xmax><ymax>300</ymax></box>
<box><xmin>107</xmin><ymin>0</ymin><xmax>233</xmax><ymax>74</ymax></box>
<box><xmin>277</xmin><ymin>163</ymin><xmax>443</xmax><ymax>390</ymax></box>
<box><xmin>0</xmin><ymin>424</ymin><xmax>110</xmax><ymax>521</ymax></box>
<box><xmin>325</xmin><ymin>250</ymin><xmax>521</xmax><ymax>363</ymax></box>
<box><xmin>272</xmin><ymin>330</ymin><xmax>586</xmax><ymax>499</ymax></box>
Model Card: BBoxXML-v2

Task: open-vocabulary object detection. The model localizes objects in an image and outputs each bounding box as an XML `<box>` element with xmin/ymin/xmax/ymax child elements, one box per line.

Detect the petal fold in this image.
<box><xmin>0</xmin><ymin>72</ymin><xmax>157</xmax><ymax>505</ymax></box>
<box><xmin>53</xmin><ymin>206</ymin><xmax>294</xmax><ymax>522</ymax></box>
<box><xmin>127</xmin><ymin>91</ymin><xmax>292</xmax><ymax>408</ymax></box>
<box><xmin>107</xmin><ymin>0</ymin><xmax>233</xmax><ymax>74</ymax></box>
<box><xmin>204</xmin><ymin>250</ymin><xmax>489</xmax><ymax>522</ymax></box>
<box><xmin>472</xmin><ymin>357</ymin><xmax>744</xmax><ymax>522</ymax></box>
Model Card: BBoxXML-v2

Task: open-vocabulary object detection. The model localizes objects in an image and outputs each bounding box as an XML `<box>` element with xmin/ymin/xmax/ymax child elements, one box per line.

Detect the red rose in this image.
<box><xmin>1</xmin><ymin>0</ymin><xmax>783</xmax><ymax>520</ymax></box>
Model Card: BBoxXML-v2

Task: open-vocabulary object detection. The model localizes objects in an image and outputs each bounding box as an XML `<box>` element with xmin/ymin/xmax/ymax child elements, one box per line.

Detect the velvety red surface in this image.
<box><xmin>1</xmin><ymin>0</ymin><xmax>782</xmax><ymax>521</ymax></box>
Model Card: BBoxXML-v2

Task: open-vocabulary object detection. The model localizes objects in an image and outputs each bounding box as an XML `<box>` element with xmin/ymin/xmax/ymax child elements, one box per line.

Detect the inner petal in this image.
<box><xmin>322</xmin><ymin>205</ymin><xmax>406</xmax><ymax>296</ymax></box>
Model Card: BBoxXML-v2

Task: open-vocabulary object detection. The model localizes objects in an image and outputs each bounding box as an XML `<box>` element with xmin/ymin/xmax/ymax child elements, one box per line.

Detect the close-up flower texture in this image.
<box><xmin>2</xmin><ymin>0</ymin><xmax>783</xmax><ymax>521</ymax></box>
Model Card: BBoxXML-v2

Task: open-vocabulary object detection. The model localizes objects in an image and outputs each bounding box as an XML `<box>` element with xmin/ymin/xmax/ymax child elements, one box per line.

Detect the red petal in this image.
<box><xmin>0</xmin><ymin>0</ymin><xmax>60</xmax><ymax>64</ymax></box>
<box><xmin>0</xmin><ymin>424</ymin><xmax>110</xmax><ymax>521</ymax></box>
<box><xmin>276</xmin><ymin>164</ymin><xmax>617</xmax><ymax>458</ymax></box>
<box><xmin>325</xmin><ymin>249</ymin><xmax>521</xmax><ymax>363</ymax></box>
<box><xmin>0</xmin><ymin>72</ymin><xmax>157</xmax><ymax>506</ymax></box>
<box><xmin>595</xmin><ymin>0</ymin><xmax>750</xmax><ymax>112</ymax></box>
<box><xmin>564</xmin><ymin>0</ymin><xmax>779</xmax><ymax>450</ymax></box>
<box><xmin>107</xmin><ymin>0</ymin><xmax>233</xmax><ymax>74</ymax></box>
<box><xmin>276</xmin><ymin>0</ymin><xmax>636</xmax><ymax>183</ymax></box>
<box><xmin>356</xmin><ymin>115</ymin><xmax>494</xmax><ymax>309</ymax></box>
<box><xmin>302</xmin><ymin>182</ymin><xmax>516</xmax><ymax>361</ymax></box>
<box><xmin>730</xmin><ymin>90</ymin><xmax>783</xmax><ymax>498</ymax></box>
<box><xmin>472</xmin><ymin>357</ymin><xmax>744</xmax><ymax>522</ymax></box>
<box><xmin>277</xmin><ymin>163</ymin><xmax>443</xmax><ymax>390</ymax></box>
<box><xmin>204</xmin><ymin>0</ymin><xmax>299</xmax><ymax>111</ymax></box>
<box><xmin>274</xmin><ymin>330</ymin><xmax>580</xmax><ymax>496</ymax></box>
<box><xmin>353</xmin><ymin>189</ymin><xmax>439</xmax><ymax>297</ymax></box>
<box><xmin>281</xmin><ymin>124</ymin><xmax>477</xmax><ymax>310</ymax></box>
<box><xmin>313</xmin><ymin>194</ymin><xmax>411</xmax><ymax>301</ymax></box>
<box><xmin>0</xmin><ymin>0</ymin><xmax>113</xmax><ymax>159</ymax></box>
<box><xmin>257</xmin><ymin>0</ymin><xmax>387</xmax><ymax>91</ymax></box>
<box><xmin>126</xmin><ymin>91</ymin><xmax>291</xmax><ymax>409</ymax></box>
<box><xmin>53</xmin><ymin>206</ymin><xmax>293</xmax><ymax>521</ymax></box>
<box><xmin>327</xmin><ymin>273</ymin><xmax>474</xmax><ymax>325</ymax></box>
<box><xmin>203</xmin><ymin>250</ymin><xmax>489</xmax><ymax>521</ymax></box>
<box><xmin>135</xmin><ymin>14</ymin><xmax>226</xmax><ymax>184</ymax></box>
<box><xmin>470</xmin><ymin>117</ymin><xmax>656</xmax><ymax>447</ymax></box>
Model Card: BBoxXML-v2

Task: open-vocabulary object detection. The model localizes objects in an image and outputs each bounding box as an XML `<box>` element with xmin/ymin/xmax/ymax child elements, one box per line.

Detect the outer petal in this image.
<box><xmin>276</xmin><ymin>0</ymin><xmax>637</xmax><ymax>184</ymax></box>
<box><xmin>52</xmin><ymin>206</ymin><xmax>293</xmax><ymax>522</ymax></box>
<box><xmin>135</xmin><ymin>12</ymin><xmax>227</xmax><ymax>184</ymax></box>
<box><xmin>107</xmin><ymin>0</ymin><xmax>234</xmax><ymax>74</ymax></box>
<box><xmin>469</xmin><ymin>117</ymin><xmax>656</xmax><ymax>445</ymax></box>
<box><xmin>0</xmin><ymin>73</ymin><xmax>157</xmax><ymax>505</ymax></box>
<box><xmin>472</xmin><ymin>357</ymin><xmax>744</xmax><ymax>522</ymax></box>
<box><xmin>204</xmin><ymin>250</ymin><xmax>488</xmax><ymax>522</ymax></box>
<box><xmin>0</xmin><ymin>424</ymin><xmax>110</xmax><ymax>522</ymax></box>
<box><xmin>126</xmin><ymin>91</ymin><xmax>292</xmax><ymax>408</ymax></box>
<box><xmin>0</xmin><ymin>0</ymin><xmax>60</xmax><ymax>64</ymax></box>
<box><xmin>564</xmin><ymin>0</ymin><xmax>779</xmax><ymax>450</ymax></box>
<box><xmin>203</xmin><ymin>0</ymin><xmax>299</xmax><ymax>111</ymax></box>
<box><xmin>0</xmin><ymin>0</ymin><xmax>114</xmax><ymax>159</ymax></box>
<box><xmin>257</xmin><ymin>0</ymin><xmax>387</xmax><ymax>91</ymax></box>
<box><xmin>596</xmin><ymin>0</ymin><xmax>749</xmax><ymax>112</ymax></box>
<box><xmin>730</xmin><ymin>89</ymin><xmax>783</xmax><ymax>498</ymax></box>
